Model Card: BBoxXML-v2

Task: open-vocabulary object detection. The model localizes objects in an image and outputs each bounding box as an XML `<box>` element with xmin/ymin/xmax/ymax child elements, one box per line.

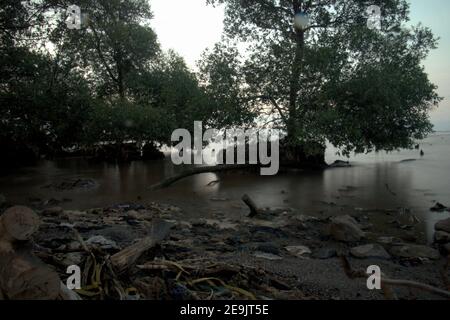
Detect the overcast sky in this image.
<box><xmin>149</xmin><ymin>0</ymin><xmax>450</xmax><ymax>131</ymax></box>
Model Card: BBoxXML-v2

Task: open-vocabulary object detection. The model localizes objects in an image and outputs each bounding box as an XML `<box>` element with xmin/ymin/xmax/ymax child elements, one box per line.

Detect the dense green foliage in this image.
<box><xmin>0</xmin><ymin>0</ymin><xmax>442</xmax><ymax>165</ymax></box>
<box><xmin>0</xmin><ymin>0</ymin><xmax>212</xmax><ymax>163</ymax></box>
<box><xmin>203</xmin><ymin>0</ymin><xmax>441</xmax><ymax>155</ymax></box>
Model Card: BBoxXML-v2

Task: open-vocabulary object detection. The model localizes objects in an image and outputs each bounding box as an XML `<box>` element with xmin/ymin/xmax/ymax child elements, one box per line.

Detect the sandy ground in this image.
<box><xmin>3</xmin><ymin>199</ymin><xmax>448</xmax><ymax>300</ymax></box>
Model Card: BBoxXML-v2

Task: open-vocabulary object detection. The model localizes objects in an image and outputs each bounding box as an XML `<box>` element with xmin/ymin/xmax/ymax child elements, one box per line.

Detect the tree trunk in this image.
<box><xmin>288</xmin><ymin>31</ymin><xmax>304</xmax><ymax>140</ymax></box>
<box><xmin>283</xmin><ymin>2</ymin><xmax>327</xmax><ymax>168</ymax></box>
<box><xmin>0</xmin><ymin>206</ymin><xmax>62</xmax><ymax>300</ymax></box>
<box><xmin>242</xmin><ymin>194</ymin><xmax>262</xmax><ymax>218</ymax></box>
<box><xmin>288</xmin><ymin>0</ymin><xmax>305</xmax><ymax>141</ymax></box>
<box><xmin>149</xmin><ymin>164</ymin><xmax>257</xmax><ymax>190</ymax></box>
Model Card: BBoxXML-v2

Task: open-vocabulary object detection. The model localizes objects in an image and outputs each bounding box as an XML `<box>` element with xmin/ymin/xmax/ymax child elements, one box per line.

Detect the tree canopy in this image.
<box><xmin>202</xmin><ymin>0</ymin><xmax>441</xmax><ymax>155</ymax></box>
<box><xmin>0</xmin><ymin>0</ymin><xmax>213</xmax><ymax>163</ymax></box>
<box><xmin>0</xmin><ymin>0</ymin><xmax>442</xmax><ymax>166</ymax></box>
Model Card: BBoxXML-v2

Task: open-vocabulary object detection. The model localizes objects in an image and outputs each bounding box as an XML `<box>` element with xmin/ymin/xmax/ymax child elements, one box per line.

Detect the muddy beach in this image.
<box><xmin>1</xmin><ymin>195</ymin><xmax>449</xmax><ymax>300</ymax></box>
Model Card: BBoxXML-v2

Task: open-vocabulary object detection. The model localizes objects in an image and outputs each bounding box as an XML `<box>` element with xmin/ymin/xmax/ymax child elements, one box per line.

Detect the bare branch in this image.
<box><xmin>90</xmin><ymin>24</ymin><xmax>119</xmax><ymax>84</ymax></box>
<box><xmin>341</xmin><ymin>256</ymin><xmax>450</xmax><ymax>300</ymax></box>
<box><xmin>241</xmin><ymin>95</ymin><xmax>288</xmax><ymax>125</ymax></box>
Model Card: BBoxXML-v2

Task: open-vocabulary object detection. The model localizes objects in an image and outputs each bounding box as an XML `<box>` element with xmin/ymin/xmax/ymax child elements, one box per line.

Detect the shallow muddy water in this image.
<box><xmin>1</xmin><ymin>133</ymin><xmax>450</xmax><ymax>242</ymax></box>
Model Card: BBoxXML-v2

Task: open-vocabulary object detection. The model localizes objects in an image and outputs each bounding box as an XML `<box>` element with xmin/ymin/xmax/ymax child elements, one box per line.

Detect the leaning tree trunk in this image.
<box><xmin>288</xmin><ymin>1</ymin><xmax>305</xmax><ymax>143</ymax></box>
<box><xmin>282</xmin><ymin>2</ymin><xmax>326</xmax><ymax>169</ymax></box>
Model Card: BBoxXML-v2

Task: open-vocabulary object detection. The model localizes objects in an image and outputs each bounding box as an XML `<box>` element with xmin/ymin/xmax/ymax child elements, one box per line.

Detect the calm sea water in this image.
<box><xmin>1</xmin><ymin>132</ymin><xmax>450</xmax><ymax>242</ymax></box>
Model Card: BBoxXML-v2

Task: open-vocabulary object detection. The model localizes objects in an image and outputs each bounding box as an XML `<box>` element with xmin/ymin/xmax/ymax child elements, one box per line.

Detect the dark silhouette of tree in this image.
<box><xmin>201</xmin><ymin>0</ymin><xmax>441</xmax><ymax>160</ymax></box>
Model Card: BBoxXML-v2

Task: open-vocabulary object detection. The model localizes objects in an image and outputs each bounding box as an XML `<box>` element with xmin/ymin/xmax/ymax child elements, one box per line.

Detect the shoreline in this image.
<box><xmin>3</xmin><ymin>200</ymin><xmax>447</xmax><ymax>300</ymax></box>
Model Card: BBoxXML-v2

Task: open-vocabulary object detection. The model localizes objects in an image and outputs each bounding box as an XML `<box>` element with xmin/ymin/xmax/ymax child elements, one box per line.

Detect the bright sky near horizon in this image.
<box><xmin>149</xmin><ymin>0</ymin><xmax>450</xmax><ymax>130</ymax></box>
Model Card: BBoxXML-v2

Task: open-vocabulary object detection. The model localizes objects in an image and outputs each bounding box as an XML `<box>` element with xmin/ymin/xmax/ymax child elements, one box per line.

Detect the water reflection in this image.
<box><xmin>1</xmin><ymin>134</ymin><xmax>450</xmax><ymax>241</ymax></box>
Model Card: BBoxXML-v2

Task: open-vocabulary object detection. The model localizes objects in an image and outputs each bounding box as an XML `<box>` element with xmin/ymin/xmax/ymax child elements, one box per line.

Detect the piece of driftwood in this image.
<box><xmin>206</xmin><ymin>180</ymin><xmax>220</xmax><ymax>187</ymax></box>
<box><xmin>58</xmin><ymin>282</ymin><xmax>82</xmax><ymax>300</ymax></box>
<box><xmin>111</xmin><ymin>219</ymin><xmax>173</xmax><ymax>274</ymax></box>
<box><xmin>0</xmin><ymin>248</ymin><xmax>61</xmax><ymax>300</ymax></box>
<box><xmin>242</xmin><ymin>194</ymin><xmax>262</xmax><ymax>218</ymax></box>
<box><xmin>0</xmin><ymin>206</ymin><xmax>71</xmax><ymax>300</ymax></box>
<box><xmin>0</xmin><ymin>206</ymin><xmax>40</xmax><ymax>252</ymax></box>
<box><xmin>149</xmin><ymin>164</ymin><xmax>256</xmax><ymax>190</ymax></box>
<box><xmin>341</xmin><ymin>256</ymin><xmax>450</xmax><ymax>299</ymax></box>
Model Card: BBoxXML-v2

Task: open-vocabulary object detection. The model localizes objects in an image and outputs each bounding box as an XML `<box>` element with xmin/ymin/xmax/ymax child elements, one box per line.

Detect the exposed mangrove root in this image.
<box><xmin>149</xmin><ymin>164</ymin><xmax>257</xmax><ymax>190</ymax></box>
<box><xmin>341</xmin><ymin>256</ymin><xmax>450</xmax><ymax>299</ymax></box>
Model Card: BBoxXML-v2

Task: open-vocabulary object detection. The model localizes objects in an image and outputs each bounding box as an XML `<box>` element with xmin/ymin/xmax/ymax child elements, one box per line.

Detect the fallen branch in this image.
<box><xmin>111</xmin><ymin>219</ymin><xmax>173</xmax><ymax>274</ymax></box>
<box><xmin>58</xmin><ymin>282</ymin><xmax>82</xmax><ymax>300</ymax></box>
<box><xmin>206</xmin><ymin>180</ymin><xmax>220</xmax><ymax>187</ymax></box>
<box><xmin>149</xmin><ymin>164</ymin><xmax>257</xmax><ymax>190</ymax></box>
<box><xmin>242</xmin><ymin>194</ymin><xmax>262</xmax><ymax>218</ymax></box>
<box><xmin>385</xmin><ymin>184</ymin><xmax>397</xmax><ymax>196</ymax></box>
<box><xmin>341</xmin><ymin>256</ymin><xmax>450</xmax><ymax>299</ymax></box>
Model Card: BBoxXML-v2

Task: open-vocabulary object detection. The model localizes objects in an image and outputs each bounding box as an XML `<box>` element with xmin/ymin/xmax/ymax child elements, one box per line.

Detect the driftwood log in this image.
<box><xmin>58</xmin><ymin>281</ymin><xmax>82</xmax><ymax>300</ymax></box>
<box><xmin>0</xmin><ymin>206</ymin><xmax>76</xmax><ymax>300</ymax></box>
<box><xmin>242</xmin><ymin>194</ymin><xmax>262</xmax><ymax>217</ymax></box>
<box><xmin>0</xmin><ymin>206</ymin><xmax>40</xmax><ymax>248</ymax></box>
<box><xmin>111</xmin><ymin>219</ymin><xmax>173</xmax><ymax>274</ymax></box>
